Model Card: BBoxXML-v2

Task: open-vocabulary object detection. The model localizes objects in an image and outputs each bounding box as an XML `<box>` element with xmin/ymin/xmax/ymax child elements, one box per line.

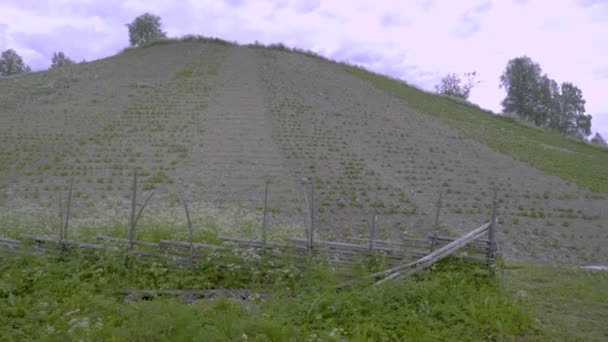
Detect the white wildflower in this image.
<box><xmin>64</xmin><ymin>309</ymin><xmax>80</xmax><ymax>317</ymax></box>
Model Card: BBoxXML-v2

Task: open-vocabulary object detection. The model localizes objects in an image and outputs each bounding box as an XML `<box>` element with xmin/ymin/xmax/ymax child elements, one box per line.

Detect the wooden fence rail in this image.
<box><xmin>1</xmin><ymin>219</ymin><xmax>499</xmax><ymax>286</ymax></box>
<box><xmin>337</xmin><ymin>222</ymin><xmax>493</xmax><ymax>288</ymax></box>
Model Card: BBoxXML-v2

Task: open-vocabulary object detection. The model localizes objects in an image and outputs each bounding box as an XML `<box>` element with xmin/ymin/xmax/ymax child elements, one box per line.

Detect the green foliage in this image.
<box><xmin>179</xmin><ymin>34</ymin><xmax>235</xmax><ymax>46</ymax></box>
<box><xmin>552</xmin><ymin>82</ymin><xmax>591</xmax><ymax>138</ymax></box>
<box><xmin>434</xmin><ymin>71</ymin><xmax>478</xmax><ymax>100</ymax></box>
<box><xmin>121</xmin><ymin>35</ymin><xmax>236</xmax><ymax>54</ymax></box>
<box><xmin>50</xmin><ymin>51</ymin><xmax>75</xmax><ymax>70</ymax></box>
<box><xmin>127</xmin><ymin>13</ymin><xmax>167</xmax><ymax>47</ymax></box>
<box><xmin>505</xmin><ymin>262</ymin><xmax>608</xmax><ymax>341</ymax></box>
<box><xmin>500</xmin><ymin>56</ymin><xmax>591</xmax><ymax>137</ymax></box>
<box><xmin>500</xmin><ymin>56</ymin><xmax>546</xmax><ymax>125</ymax></box>
<box><xmin>143</xmin><ymin>169</ymin><xmax>173</xmax><ymax>190</ymax></box>
<box><xmin>174</xmin><ymin>66</ymin><xmax>196</xmax><ymax>78</ymax></box>
<box><xmin>247</xmin><ymin>41</ymin><xmax>328</xmax><ymax>61</ymax></box>
<box><xmin>0</xmin><ymin>49</ymin><xmax>31</xmax><ymax>76</ymax></box>
<box><xmin>345</xmin><ymin>65</ymin><xmax>608</xmax><ymax>192</ymax></box>
<box><xmin>0</xmin><ymin>253</ymin><xmax>539</xmax><ymax>341</ymax></box>
<box><xmin>590</xmin><ymin>132</ymin><xmax>606</xmax><ymax>146</ymax></box>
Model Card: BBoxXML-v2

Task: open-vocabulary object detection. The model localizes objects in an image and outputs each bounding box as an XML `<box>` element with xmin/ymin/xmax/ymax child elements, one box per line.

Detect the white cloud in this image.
<box><xmin>0</xmin><ymin>0</ymin><xmax>606</xmax><ymax>135</ymax></box>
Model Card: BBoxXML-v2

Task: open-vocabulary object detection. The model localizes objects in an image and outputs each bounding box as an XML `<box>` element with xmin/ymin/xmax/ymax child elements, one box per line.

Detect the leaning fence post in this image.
<box><xmin>488</xmin><ymin>187</ymin><xmax>498</xmax><ymax>273</ymax></box>
<box><xmin>430</xmin><ymin>186</ymin><xmax>443</xmax><ymax>252</ymax></box>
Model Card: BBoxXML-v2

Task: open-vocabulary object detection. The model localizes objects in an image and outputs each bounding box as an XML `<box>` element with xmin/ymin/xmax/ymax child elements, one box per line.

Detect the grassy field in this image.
<box><xmin>1</xmin><ymin>246</ymin><xmax>605</xmax><ymax>341</ymax></box>
<box><xmin>0</xmin><ymin>249</ymin><xmax>531</xmax><ymax>341</ymax></box>
<box><xmin>346</xmin><ymin>66</ymin><xmax>608</xmax><ymax>193</ymax></box>
<box><xmin>504</xmin><ymin>262</ymin><xmax>608</xmax><ymax>341</ymax></box>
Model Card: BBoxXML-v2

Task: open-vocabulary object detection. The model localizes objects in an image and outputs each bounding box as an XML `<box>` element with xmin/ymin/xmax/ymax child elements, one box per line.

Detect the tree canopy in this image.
<box><xmin>590</xmin><ymin>133</ymin><xmax>606</xmax><ymax>146</ymax></box>
<box><xmin>127</xmin><ymin>13</ymin><xmax>167</xmax><ymax>47</ymax></box>
<box><xmin>434</xmin><ymin>71</ymin><xmax>479</xmax><ymax>100</ymax></box>
<box><xmin>500</xmin><ymin>56</ymin><xmax>592</xmax><ymax>138</ymax></box>
<box><xmin>0</xmin><ymin>49</ymin><xmax>31</xmax><ymax>76</ymax></box>
<box><xmin>50</xmin><ymin>51</ymin><xmax>75</xmax><ymax>69</ymax></box>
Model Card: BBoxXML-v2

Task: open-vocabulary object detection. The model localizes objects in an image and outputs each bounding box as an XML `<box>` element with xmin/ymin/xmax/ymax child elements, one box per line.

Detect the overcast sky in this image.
<box><xmin>1</xmin><ymin>0</ymin><xmax>607</xmax><ymax>137</ymax></box>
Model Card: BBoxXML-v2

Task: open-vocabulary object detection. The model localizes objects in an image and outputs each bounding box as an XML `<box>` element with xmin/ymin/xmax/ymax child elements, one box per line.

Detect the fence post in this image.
<box><xmin>128</xmin><ymin>169</ymin><xmax>138</xmax><ymax>253</ymax></box>
<box><xmin>178</xmin><ymin>191</ymin><xmax>194</xmax><ymax>265</ymax></box>
<box><xmin>309</xmin><ymin>180</ymin><xmax>315</xmax><ymax>253</ymax></box>
<box><xmin>58</xmin><ymin>193</ymin><xmax>64</xmax><ymax>243</ymax></box>
<box><xmin>369</xmin><ymin>210</ymin><xmax>377</xmax><ymax>251</ymax></box>
<box><xmin>430</xmin><ymin>187</ymin><xmax>443</xmax><ymax>252</ymax></box>
<box><xmin>368</xmin><ymin>191</ymin><xmax>378</xmax><ymax>251</ymax></box>
<box><xmin>488</xmin><ymin>187</ymin><xmax>498</xmax><ymax>274</ymax></box>
<box><xmin>63</xmin><ymin>175</ymin><xmax>74</xmax><ymax>244</ymax></box>
<box><xmin>262</xmin><ymin>180</ymin><xmax>270</xmax><ymax>256</ymax></box>
<box><xmin>125</xmin><ymin>169</ymin><xmax>153</xmax><ymax>259</ymax></box>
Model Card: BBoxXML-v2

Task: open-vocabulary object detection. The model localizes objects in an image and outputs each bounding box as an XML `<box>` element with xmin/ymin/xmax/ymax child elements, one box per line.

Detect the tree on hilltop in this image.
<box><xmin>434</xmin><ymin>71</ymin><xmax>479</xmax><ymax>100</ymax></box>
<box><xmin>127</xmin><ymin>13</ymin><xmax>167</xmax><ymax>47</ymax></box>
<box><xmin>50</xmin><ymin>51</ymin><xmax>75</xmax><ymax>69</ymax></box>
<box><xmin>500</xmin><ymin>56</ymin><xmax>592</xmax><ymax>138</ymax></box>
<box><xmin>0</xmin><ymin>49</ymin><xmax>31</xmax><ymax>76</ymax></box>
<box><xmin>591</xmin><ymin>133</ymin><xmax>606</xmax><ymax>145</ymax></box>
<box><xmin>500</xmin><ymin>56</ymin><xmax>546</xmax><ymax>125</ymax></box>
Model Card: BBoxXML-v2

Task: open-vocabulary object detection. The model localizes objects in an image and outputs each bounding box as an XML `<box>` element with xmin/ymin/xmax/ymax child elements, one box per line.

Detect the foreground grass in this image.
<box><xmin>346</xmin><ymin>66</ymin><xmax>608</xmax><ymax>193</ymax></box>
<box><xmin>504</xmin><ymin>262</ymin><xmax>608</xmax><ymax>341</ymax></box>
<box><xmin>0</xmin><ymin>251</ymin><xmax>537</xmax><ymax>341</ymax></box>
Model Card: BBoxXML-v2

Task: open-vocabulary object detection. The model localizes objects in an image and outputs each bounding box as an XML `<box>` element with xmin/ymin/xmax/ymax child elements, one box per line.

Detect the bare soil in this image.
<box><xmin>0</xmin><ymin>43</ymin><xmax>606</xmax><ymax>264</ymax></box>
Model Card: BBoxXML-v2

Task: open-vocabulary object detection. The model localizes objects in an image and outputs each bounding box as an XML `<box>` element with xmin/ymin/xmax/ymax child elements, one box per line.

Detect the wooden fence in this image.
<box><xmin>1</xmin><ymin>218</ymin><xmax>499</xmax><ymax>284</ymax></box>
<box><xmin>0</xmin><ymin>171</ymin><xmax>501</xmax><ymax>287</ymax></box>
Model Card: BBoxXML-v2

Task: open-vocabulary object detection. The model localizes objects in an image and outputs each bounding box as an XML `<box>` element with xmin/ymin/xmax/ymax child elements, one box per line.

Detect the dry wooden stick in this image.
<box><xmin>336</xmin><ymin>259</ymin><xmax>419</xmax><ymax>289</ymax></box>
<box><xmin>374</xmin><ymin>261</ymin><xmax>430</xmax><ymax>286</ymax></box>
<box><xmin>133</xmin><ymin>192</ymin><xmax>154</xmax><ymax>229</ymax></box>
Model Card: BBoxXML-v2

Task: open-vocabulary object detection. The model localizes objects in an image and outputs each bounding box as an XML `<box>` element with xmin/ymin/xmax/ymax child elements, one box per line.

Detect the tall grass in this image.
<box><xmin>0</xmin><ymin>250</ymin><xmax>538</xmax><ymax>341</ymax></box>
<box><xmin>505</xmin><ymin>262</ymin><xmax>608</xmax><ymax>341</ymax></box>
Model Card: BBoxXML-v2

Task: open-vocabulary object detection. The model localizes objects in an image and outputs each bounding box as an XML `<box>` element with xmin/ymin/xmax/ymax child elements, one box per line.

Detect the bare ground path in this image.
<box><xmin>192</xmin><ymin>47</ymin><xmax>303</xmax><ymax>217</ymax></box>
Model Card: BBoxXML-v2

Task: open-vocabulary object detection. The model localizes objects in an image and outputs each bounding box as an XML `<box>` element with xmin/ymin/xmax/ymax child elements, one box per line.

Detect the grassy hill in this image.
<box><xmin>0</xmin><ymin>37</ymin><xmax>607</xmax><ymax>340</ymax></box>
<box><xmin>1</xmin><ymin>39</ymin><xmax>606</xmax><ymax>264</ymax></box>
<box><xmin>346</xmin><ymin>65</ymin><xmax>608</xmax><ymax>193</ymax></box>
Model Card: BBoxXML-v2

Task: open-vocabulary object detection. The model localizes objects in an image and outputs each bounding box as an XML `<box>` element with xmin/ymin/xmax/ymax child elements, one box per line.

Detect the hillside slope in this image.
<box><xmin>0</xmin><ymin>42</ymin><xmax>606</xmax><ymax>264</ymax></box>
